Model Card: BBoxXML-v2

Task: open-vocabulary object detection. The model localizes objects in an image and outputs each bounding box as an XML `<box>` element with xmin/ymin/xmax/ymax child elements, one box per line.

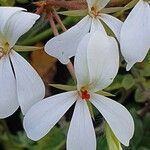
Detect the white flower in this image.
<box><xmin>24</xmin><ymin>30</ymin><xmax>134</xmax><ymax>149</ymax></box>
<box><xmin>45</xmin><ymin>0</ymin><xmax>123</xmax><ymax>64</ymax></box>
<box><xmin>120</xmin><ymin>0</ymin><xmax>150</xmax><ymax>71</ymax></box>
<box><xmin>0</xmin><ymin>7</ymin><xmax>45</xmax><ymax>118</ymax></box>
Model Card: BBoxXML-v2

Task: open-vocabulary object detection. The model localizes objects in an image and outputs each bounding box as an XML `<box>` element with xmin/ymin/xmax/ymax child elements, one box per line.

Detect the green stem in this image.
<box><xmin>19</xmin><ymin>16</ymin><xmax>80</xmax><ymax>45</ymax></box>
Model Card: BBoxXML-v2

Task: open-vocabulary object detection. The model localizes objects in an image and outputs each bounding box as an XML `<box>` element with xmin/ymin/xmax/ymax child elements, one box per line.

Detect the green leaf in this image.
<box><xmin>123</xmin><ymin>0</ymin><xmax>139</xmax><ymax>10</ymax></box>
<box><xmin>57</xmin><ymin>10</ymin><xmax>88</xmax><ymax>16</ymax></box>
<box><xmin>140</xmin><ymin>63</ymin><xmax>150</xmax><ymax>77</ymax></box>
<box><xmin>36</xmin><ymin>127</ymin><xmax>65</xmax><ymax>150</ymax></box>
<box><xmin>96</xmin><ymin>90</ymin><xmax>115</xmax><ymax>97</ymax></box>
<box><xmin>104</xmin><ymin>122</ymin><xmax>122</xmax><ymax>150</ymax></box>
<box><xmin>143</xmin><ymin>113</ymin><xmax>150</xmax><ymax>130</ymax></box>
<box><xmin>87</xmin><ymin>101</ymin><xmax>95</xmax><ymax>120</ymax></box>
<box><xmin>138</xmin><ymin>147</ymin><xmax>150</xmax><ymax>150</ymax></box>
<box><xmin>128</xmin><ymin>110</ymin><xmax>144</xmax><ymax>149</ymax></box>
<box><xmin>97</xmin><ymin>135</ymin><xmax>108</xmax><ymax>150</ymax></box>
<box><xmin>49</xmin><ymin>84</ymin><xmax>76</xmax><ymax>91</ymax></box>
<box><xmin>16</xmin><ymin>0</ymin><xmax>29</xmax><ymax>4</ymax></box>
<box><xmin>135</xmin><ymin>87</ymin><xmax>146</xmax><ymax>103</ymax></box>
<box><xmin>101</xmin><ymin>7</ymin><xmax>124</xmax><ymax>14</ymax></box>
<box><xmin>0</xmin><ymin>0</ymin><xmax>15</xmax><ymax>6</ymax></box>
<box><xmin>122</xmin><ymin>74</ymin><xmax>135</xmax><ymax>90</ymax></box>
<box><xmin>106</xmin><ymin>75</ymin><xmax>124</xmax><ymax>91</ymax></box>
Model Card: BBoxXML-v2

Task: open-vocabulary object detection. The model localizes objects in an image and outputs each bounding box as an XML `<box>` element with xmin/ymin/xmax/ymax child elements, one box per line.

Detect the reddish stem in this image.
<box><xmin>48</xmin><ymin>12</ymin><xmax>59</xmax><ymax>36</ymax></box>
<box><xmin>66</xmin><ymin>62</ymin><xmax>76</xmax><ymax>81</ymax></box>
<box><xmin>46</xmin><ymin>0</ymin><xmax>87</xmax><ymax>10</ymax></box>
<box><xmin>53</xmin><ymin>9</ymin><xmax>67</xmax><ymax>32</ymax></box>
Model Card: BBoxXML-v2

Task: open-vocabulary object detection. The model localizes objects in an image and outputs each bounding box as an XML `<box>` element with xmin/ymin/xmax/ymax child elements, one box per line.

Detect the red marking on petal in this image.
<box><xmin>81</xmin><ymin>90</ymin><xmax>90</xmax><ymax>101</ymax></box>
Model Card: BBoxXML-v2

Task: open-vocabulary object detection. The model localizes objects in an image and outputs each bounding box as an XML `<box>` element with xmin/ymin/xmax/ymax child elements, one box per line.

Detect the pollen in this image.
<box><xmin>0</xmin><ymin>48</ymin><xmax>4</xmax><ymax>58</ymax></box>
<box><xmin>0</xmin><ymin>42</ymin><xmax>11</xmax><ymax>58</ymax></box>
<box><xmin>80</xmin><ymin>87</ymin><xmax>91</xmax><ymax>101</ymax></box>
<box><xmin>90</xmin><ymin>6</ymin><xmax>100</xmax><ymax>17</ymax></box>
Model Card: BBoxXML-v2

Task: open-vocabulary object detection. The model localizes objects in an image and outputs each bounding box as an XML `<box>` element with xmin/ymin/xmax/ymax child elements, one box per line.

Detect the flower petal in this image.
<box><xmin>74</xmin><ymin>33</ymin><xmax>90</xmax><ymax>89</ymax></box>
<box><xmin>67</xmin><ymin>99</ymin><xmax>96</xmax><ymax>150</ymax></box>
<box><xmin>0</xmin><ymin>56</ymin><xmax>19</xmax><ymax>118</ymax></box>
<box><xmin>45</xmin><ymin>16</ymin><xmax>92</xmax><ymax>64</ymax></box>
<box><xmin>91</xmin><ymin>94</ymin><xmax>134</xmax><ymax>146</ymax></box>
<box><xmin>90</xmin><ymin>18</ymin><xmax>106</xmax><ymax>34</ymax></box>
<box><xmin>100</xmin><ymin>14</ymin><xmax>123</xmax><ymax>41</ymax></box>
<box><xmin>87</xmin><ymin>30</ymin><xmax>119</xmax><ymax>91</ymax></box>
<box><xmin>120</xmin><ymin>0</ymin><xmax>150</xmax><ymax>71</ymax></box>
<box><xmin>87</xmin><ymin>0</ymin><xmax>110</xmax><ymax>11</ymax></box>
<box><xmin>23</xmin><ymin>91</ymin><xmax>77</xmax><ymax>141</ymax></box>
<box><xmin>10</xmin><ymin>51</ymin><xmax>45</xmax><ymax>115</ymax></box>
<box><xmin>0</xmin><ymin>7</ymin><xmax>25</xmax><ymax>36</ymax></box>
<box><xmin>3</xmin><ymin>11</ymin><xmax>39</xmax><ymax>47</ymax></box>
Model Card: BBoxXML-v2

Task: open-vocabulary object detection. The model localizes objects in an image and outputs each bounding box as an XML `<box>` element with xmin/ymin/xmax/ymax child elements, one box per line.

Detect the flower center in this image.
<box><xmin>0</xmin><ymin>42</ymin><xmax>11</xmax><ymax>58</ymax></box>
<box><xmin>80</xmin><ymin>87</ymin><xmax>91</xmax><ymax>101</ymax></box>
<box><xmin>90</xmin><ymin>6</ymin><xmax>101</xmax><ymax>17</ymax></box>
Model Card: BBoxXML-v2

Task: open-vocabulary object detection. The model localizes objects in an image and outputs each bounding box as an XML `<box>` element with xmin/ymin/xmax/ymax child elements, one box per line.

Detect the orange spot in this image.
<box><xmin>81</xmin><ymin>90</ymin><xmax>90</xmax><ymax>101</ymax></box>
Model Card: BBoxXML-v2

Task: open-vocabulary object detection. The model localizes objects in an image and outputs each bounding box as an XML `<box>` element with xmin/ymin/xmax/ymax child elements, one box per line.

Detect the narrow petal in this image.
<box><xmin>87</xmin><ymin>31</ymin><xmax>119</xmax><ymax>92</ymax></box>
<box><xmin>0</xmin><ymin>7</ymin><xmax>25</xmax><ymax>35</ymax></box>
<box><xmin>0</xmin><ymin>57</ymin><xmax>19</xmax><ymax>118</ymax></box>
<box><xmin>67</xmin><ymin>99</ymin><xmax>96</xmax><ymax>150</ymax></box>
<box><xmin>45</xmin><ymin>16</ymin><xmax>92</xmax><ymax>64</ymax></box>
<box><xmin>87</xmin><ymin>0</ymin><xmax>110</xmax><ymax>11</ymax></box>
<box><xmin>91</xmin><ymin>94</ymin><xmax>134</xmax><ymax>146</ymax></box>
<box><xmin>120</xmin><ymin>0</ymin><xmax>150</xmax><ymax>71</ymax></box>
<box><xmin>74</xmin><ymin>33</ymin><xmax>90</xmax><ymax>89</ymax></box>
<box><xmin>10</xmin><ymin>51</ymin><xmax>45</xmax><ymax>115</ymax></box>
<box><xmin>3</xmin><ymin>11</ymin><xmax>39</xmax><ymax>47</ymax></box>
<box><xmin>23</xmin><ymin>91</ymin><xmax>77</xmax><ymax>141</ymax></box>
<box><xmin>100</xmin><ymin>14</ymin><xmax>123</xmax><ymax>41</ymax></box>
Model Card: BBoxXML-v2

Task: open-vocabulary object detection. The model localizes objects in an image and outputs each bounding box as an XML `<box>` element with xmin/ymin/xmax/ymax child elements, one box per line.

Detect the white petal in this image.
<box><xmin>120</xmin><ymin>0</ymin><xmax>150</xmax><ymax>71</ymax></box>
<box><xmin>23</xmin><ymin>91</ymin><xmax>77</xmax><ymax>141</ymax></box>
<box><xmin>91</xmin><ymin>94</ymin><xmax>134</xmax><ymax>146</ymax></box>
<box><xmin>0</xmin><ymin>7</ymin><xmax>25</xmax><ymax>36</ymax></box>
<box><xmin>74</xmin><ymin>33</ymin><xmax>90</xmax><ymax>89</ymax></box>
<box><xmin>45</xmin><ymin>16</ymin><xmax>92</xmax><ymax>64</ymax></box>
<box><xmin>87</xmin><ymin>0</ymin><xmax>110</xmax><ymax>11</ymax></box>
<box><xmin>67</xmin><ymin>99</ymin><xmax>96</xmax><ymax>150</ymax></box>
<box><xmin>0</xmin><ymin>56</ymin><xmax>19</xmax><ymax>118</ymax></box>
<box><xmin>100</xmin><ymin>14</ymin><xmax>123</xmax><ymax>41</ymax></box>
<box><xmin>90</xmin><ymin>18</ymin><xmax>106</xmax><ymax>34</ymax></box>
<box><xmin>10</xmin><ymin>51</ymin><xmax>45</xmax><ymax>115</ymax></box>
<box><xmin>3</xmin><ymin>11</ymin><xmax>39</xmax><ymax>47</ymax></box>
<box><xmin>87</xmin><ymin>30</ymin><xmax>119</xmax><ymax>91</ymax></box>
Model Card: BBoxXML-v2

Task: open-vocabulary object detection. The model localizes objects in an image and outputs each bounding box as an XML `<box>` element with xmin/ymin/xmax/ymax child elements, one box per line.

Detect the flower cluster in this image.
<box><xmin>0</xmin><ymin>0</ymin><xmax>149</xmax><ymax>149</ymax></box>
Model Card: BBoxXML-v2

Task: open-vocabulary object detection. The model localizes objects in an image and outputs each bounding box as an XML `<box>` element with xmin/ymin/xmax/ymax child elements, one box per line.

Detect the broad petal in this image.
<box><xmin>23</xmin><ymin>91</ymin><xmax>77</xmax><ymax>141</ymax></box>
<box><xmin>45</xmin><ymin>16</ymin><xmax>92</xmax><ymax>64</ymax></box>
<box><xmin>100</xmin><ymin>14</ymin><xmax>123</xmax><ymax>41</ymax></box>
<box><xmin>0</xmin><ymin>7</ymin><xmax>25</xmax><ymax>37</ymax></box>
<box><xmin>0</xmin><ymin>56</ymin><xmax>19</xmax><ymax>118</ymax></box>
<box><xmin>4</xmin><ymin>11</ymin><xmax>39</xmax><ymax>47</ymax></box>
<box><xmin>91</xmin><ymin>94</ymin><xmax>134</xmax><ymax>146</ymax></box>
<box><xmin>10</xmin><ymin>51</ymin><xmax>45</xmax><ymax>115</ymax></box>
<box><xmin>67</xmin><ymin>99</ymin><xmax>96</xmax><ymax>150</ymax></box>
<box><xmin>120</xmin><ymin>0</ymin><xmax>150</xmax><ymax>71</ymax></box>
<box><xmin>74</xmin><ymin>33</ymin><xmax>90</xmax><ymax>89</ymax></box>
<box><xmin>87</xmin><ymin>31</ymin><xmax>119</xmax><ymax>92</ymax></box>
<box><xmin>87</xmin><ymin>0</ymin><xmax>110</xmax><ymax>11</ymax></box>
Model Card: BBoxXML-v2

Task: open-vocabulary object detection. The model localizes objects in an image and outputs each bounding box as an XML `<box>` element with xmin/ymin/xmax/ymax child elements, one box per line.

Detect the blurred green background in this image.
<box><xmin>0</xmin><ymin>0</ymin><xmax>150</xmax><ymax>150</ymax></box>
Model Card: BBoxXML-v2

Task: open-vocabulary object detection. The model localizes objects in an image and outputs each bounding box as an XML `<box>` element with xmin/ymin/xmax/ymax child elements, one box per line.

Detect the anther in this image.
<box><xmin>81</xmin><ymin>90</ymin><xmax>90</xmax><ymax>101</ymax></box>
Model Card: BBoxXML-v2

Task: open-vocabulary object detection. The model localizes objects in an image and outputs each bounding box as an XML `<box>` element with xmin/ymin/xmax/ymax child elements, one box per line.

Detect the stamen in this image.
<box><xmin>0</xmin><ymin>42</ymin><xmax>11</xmax><ymax>58</ymax></box>
<box><xmin>0</xmin><ymin>48</ymin><xmax>4</xmax><ymax>58</ymax></box>
<box><xmin>80</xmin><ymin>88</ymin><xmax>90</xmax><ymax>101</ymax></box>
<box><xmin>90</xmin><ymin>6</ymin><xmax>100</xmax><ymax>17</ymax></box>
